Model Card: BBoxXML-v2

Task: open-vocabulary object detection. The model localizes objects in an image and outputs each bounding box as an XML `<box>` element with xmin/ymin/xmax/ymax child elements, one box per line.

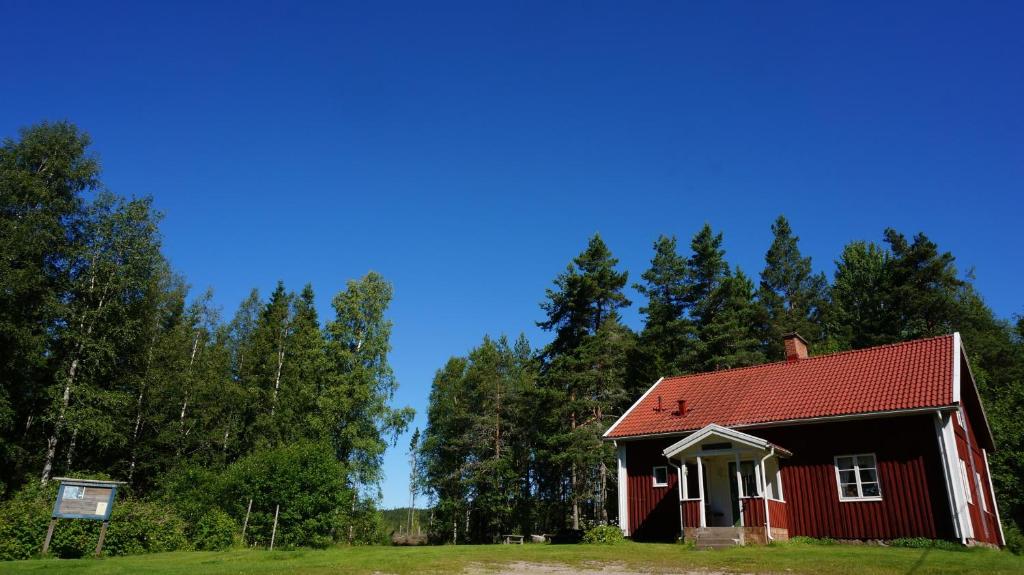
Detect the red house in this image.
<box><xmin>604</xmin><ymin>333</ymin><xmax>1004</xmax><ymax>547</ymax></box>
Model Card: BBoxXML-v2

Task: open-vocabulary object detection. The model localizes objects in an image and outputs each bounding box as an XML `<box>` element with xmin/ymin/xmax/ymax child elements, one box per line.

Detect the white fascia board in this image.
<box><xmin>956</xmin><ymin>334</ymin><xmax>997</xmax><ymax>450</ymax></box>
<box><xmin>663</xmin><ymin>423</ymin><xmax>770</xmax><ymax>458</ymax></box>
<box><xmin>604</xmin><ymin>377</ymin><xmax>663</xmax><ymax>438</ymax></box>
<box><xmin>953</xmin><ymin>332</ymin><xmax>962</xmax><ymax>404</ymax></box>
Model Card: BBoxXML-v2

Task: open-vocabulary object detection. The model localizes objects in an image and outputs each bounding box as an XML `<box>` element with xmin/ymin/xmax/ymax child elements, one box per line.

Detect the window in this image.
<box><xmin>683</xmin><ymin>463</ymin><xmax>700</xmax><ymax>499</ymax></box>
<box><xmin>976</xmin><ymin>471</ymin><xmax>987</xmax><ymax>511</ymax></box>
<box><xmin>959</xmin><ymin>460</ymin><xmax>973</xmax><ymax>503</ymax></box>
<box><xmin>739</xmin><ymin>461</ymin><xmax>760</xmax><ymax>497</ymax></box>
<box><xmin>834</xmin><ymin>454</ymin><xmax>881</xmax><ymax>501</ymax></box>
<box><xmin>653</xmin><ymin>466</ymin><xmax>668</xmax><ymax>487</ymax></box>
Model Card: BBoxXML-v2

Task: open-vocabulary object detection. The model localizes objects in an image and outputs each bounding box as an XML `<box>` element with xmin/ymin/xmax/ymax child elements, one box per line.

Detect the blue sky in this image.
<box><xmin>3</xmin><ymin>1</ymin><xmax>1022</xmax><ymax>507</ymax></box>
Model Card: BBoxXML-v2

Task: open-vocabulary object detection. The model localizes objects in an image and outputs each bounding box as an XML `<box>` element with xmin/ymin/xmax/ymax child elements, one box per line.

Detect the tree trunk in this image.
<box><xmin>41</xmin><ymin>355</ymin><xmax>78</xmax><ymax>483</ymax></box>
<box><xmin>270</xmin><ymin>341</ymin><xmax>285</xmax><ymax>417</ymax></box>
<box><xmin>65</xmin><ymin>426</ymin><xmax>78</xmax><ymax>472</ymax></box>
<box><xmin>177</xmin><ymin>333</ymin><xmax>200</xmax><ymax>456</ymax></box>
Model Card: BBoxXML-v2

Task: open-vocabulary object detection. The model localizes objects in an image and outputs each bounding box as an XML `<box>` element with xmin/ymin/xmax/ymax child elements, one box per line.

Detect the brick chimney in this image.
<box><xmin>677</xmin><ymin>399</ymin><xmax>687</xmax><ymax>416</ymax></box>
<box><xmin>783</xmin><ymin>332</ymin><xmax>809</xmax><ymax>362</ymax></box>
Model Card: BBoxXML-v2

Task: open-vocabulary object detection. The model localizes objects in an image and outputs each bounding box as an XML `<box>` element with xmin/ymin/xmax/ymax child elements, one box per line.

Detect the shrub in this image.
<box><xmin>218</xmin><ymin>441</ymin><xmax>352</xmax><ymax>548</ymax></box>
<box><xmin>0</xmin><ymin>481</ymin><xmax>59</xmax><ymax>560</ymax></box>
<box><xmin>103</xmin><ymin>499</ymin><xmax>189</xmax><ymax>556</ymax></box>
<box><xmin>582</xmin><ymin>525</ymin><xmax>625</xmax><ymax>545</ymax></box>
<box><xmin>790</xmin><ymin>536</ymin><xmax>837</xmax><ymax>545</ymax></box>
<box><xmin>1004</xmin><ymin>522</ymin><xmax>1023</xmax><ymax>556</ymax></box>
<box><xmin>192</xmin><ymin>508</ymin><xmax>237</xmax><ymax>551</ymax></box>
<box><xmin>888</xmin><ymin>537</ymin><xmax>964</xmax><ymax>552</ymax></box>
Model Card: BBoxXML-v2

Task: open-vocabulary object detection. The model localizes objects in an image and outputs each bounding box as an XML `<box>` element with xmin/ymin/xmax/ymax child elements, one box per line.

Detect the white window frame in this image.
<box><xmin>959</xmin><ymin>459</ymin><xmax>973</xmax><ymax>504</ymax></box>
<box><xmin>975</xmin><ymin>471</ymin><xmax>987</xmax><ymax>511</ymax></box>
<box><xmin>834</xmin><ymin>453</ymin><xmax>882</xmax><ymax>502</ymax></box>
<box><xmin>652</xmin><ymin>465</ymin><xmax>668</xmax><ymax>487</ymax></box>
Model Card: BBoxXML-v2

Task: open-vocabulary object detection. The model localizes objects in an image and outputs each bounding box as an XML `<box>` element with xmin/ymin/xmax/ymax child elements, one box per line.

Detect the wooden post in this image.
<box><xmin>42</xmin><ymin>518</ymin><xmax>57</xmax><ymax>555</ymax></box>
<box><xmin>696</xmin><ymin>456</ymin><xmax>705</xmax><ymax>528</ymax></box>
<box><xmin>269</xmin><ymin>504</ymin><xmax>280</xmax><ymax>550</ymax></box>
<box><xmin>241</xmin><ymin>498</ymin><xmax>253</xmax><ymax>542</ymax></box>
<box><xmin>734</xmin><ymin>453</ymin><xmax>744</xmax><ymax>527</ymax></box>
<box><xmin>95</xmin><ymin>521</ymin><xmax>109</xmax><ymax>557</ymax></box>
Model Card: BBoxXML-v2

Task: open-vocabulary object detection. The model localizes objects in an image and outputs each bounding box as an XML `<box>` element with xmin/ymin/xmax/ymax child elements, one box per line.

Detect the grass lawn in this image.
<box><xmin>3</xmin><ymin>541</ymin><xmax>1022</xmax><ymax>575</ymax></box>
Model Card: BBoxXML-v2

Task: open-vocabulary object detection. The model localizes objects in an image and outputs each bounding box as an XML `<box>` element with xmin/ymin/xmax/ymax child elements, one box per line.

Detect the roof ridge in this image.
<box><xmin>660</xmin><ymin>333</ymin><xmax>954</xmax><ymax>383</ymax></box>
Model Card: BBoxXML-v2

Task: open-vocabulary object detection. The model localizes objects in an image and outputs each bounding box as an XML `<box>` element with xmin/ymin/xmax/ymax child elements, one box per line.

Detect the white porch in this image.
<box><xmin>662</xmin><ymin>424</ymin><xmax>791</xmax><ymax>544</ymax></box>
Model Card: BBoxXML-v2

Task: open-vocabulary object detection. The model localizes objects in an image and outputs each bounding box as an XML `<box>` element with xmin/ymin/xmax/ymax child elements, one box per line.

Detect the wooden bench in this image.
<box><xmin>502</xmin><ymin>534</ymin><xmax>524</xmax><ymax>545</ymax></box>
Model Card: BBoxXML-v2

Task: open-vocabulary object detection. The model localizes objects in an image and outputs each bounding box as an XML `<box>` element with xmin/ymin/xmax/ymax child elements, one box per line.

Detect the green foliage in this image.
<box><xmin>0</xmin><ymin>482</ymin><xmax>54</xmax><ymax>560</ymax></box>
<box><xmin>1004</xmin><ymin>522</ymin><xmax>1024</xmax><ymax>555</ymax></box>
<box><xmin>758</xmin><ymin>215</ymin><xmax>829</xmax><ymax>358</ymax></box>
<box><xmin>789</xmin><ymin>536</ymin><xmax>838</xmax><ymax>545</ymax></box>
<box><xmin>887</xmin><ymin>537</ymin><xmax>965</xmax><ymax>552</ymax></box>
<box><xmin>582</xmin><ymin>525</ymin><xmax>625</xmax><ymax>544</ymax></box>
<box><xmin>103</xmin><ymin>499</ymin><xmax>189</xmax><ymax>556</ymax></box>
<box><xmin>219</xmin><ymin>441</ymin><xmax>354</xmax><ymax>548</ymax></box>
<box><xmin>191</xmin><ymin>509</ymin><xmax>237</xmax><ymax>551</ymax></box>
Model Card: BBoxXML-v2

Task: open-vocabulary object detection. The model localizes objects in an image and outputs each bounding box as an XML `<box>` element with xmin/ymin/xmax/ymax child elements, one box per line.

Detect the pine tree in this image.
<box><xmin>758</xmin><ymin>216</ymin><xmax>829</xmax><ymax>359</ymax></box>
<box><xmin>536</xmin><ymin>234</ymin><xmax>633</xmax><ymax>530</ymax></box>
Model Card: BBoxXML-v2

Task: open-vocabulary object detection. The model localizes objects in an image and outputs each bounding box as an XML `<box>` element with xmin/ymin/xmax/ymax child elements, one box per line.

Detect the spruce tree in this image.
<box><xmin>758</xmin><ymin>216</ymin><xmax>829</xmax><ymax>359</ymax></box>
<box><xmin>634</xmin><ymin>235</ymin><xmax>694</xmax><ymax>386</ymax></box>
<box><xmin>681</xmin><ymin>224</ymin><xmax>763</xmax><ymax>371</ymax></box>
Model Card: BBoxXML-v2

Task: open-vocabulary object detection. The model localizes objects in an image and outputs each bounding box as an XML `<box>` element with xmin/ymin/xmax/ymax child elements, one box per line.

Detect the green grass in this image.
<box><xmin>2</xmin><ymin>541</ymin><xmax>1021</xmax><ymax>574</ymax></box>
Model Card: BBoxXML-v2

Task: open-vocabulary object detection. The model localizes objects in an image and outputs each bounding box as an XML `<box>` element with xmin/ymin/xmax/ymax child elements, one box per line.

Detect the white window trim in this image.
<box><xmin>960</xmin><ymin>459</ymin><xmax>973</xmax><ymax>504</ymax></box>
<box><xmin>975</xmin><ymin>471</ymin><xmax>987</xmax><ymax>512</ymax></box>
<box><xmin>834</xmin><ymin>453</ymin><xmax>882</xmax><ymax>502</ymax></box>
<box><xmin>652</xmin><ymin>465</ymin><xmax>669</xmax><ymax>487</ymax></box>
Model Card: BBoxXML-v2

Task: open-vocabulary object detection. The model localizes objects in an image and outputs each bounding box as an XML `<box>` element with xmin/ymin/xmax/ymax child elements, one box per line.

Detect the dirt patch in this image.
<box><xmin>468</xmin><ymin>561</ymin><xmax>741</xmax><ymax>575</ymax></box>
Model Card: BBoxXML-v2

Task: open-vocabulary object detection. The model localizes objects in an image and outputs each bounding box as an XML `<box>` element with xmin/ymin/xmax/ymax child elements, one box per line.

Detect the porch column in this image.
<box><xmin>735</xmin><ymin>452</ymin><xmax>744</xmax><ymax>527</ymax></box>
<box><xmin>696</xmin><ymin>456</ymin><xmax>706</xmax><ymax>528</ymax></box>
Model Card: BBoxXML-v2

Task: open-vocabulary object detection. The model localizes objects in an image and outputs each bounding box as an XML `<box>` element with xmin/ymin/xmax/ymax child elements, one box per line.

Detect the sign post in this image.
<box><xmin>43</xmin><ymin>478</ymin><xmax>125</xmax><ymax>557</ymax></box>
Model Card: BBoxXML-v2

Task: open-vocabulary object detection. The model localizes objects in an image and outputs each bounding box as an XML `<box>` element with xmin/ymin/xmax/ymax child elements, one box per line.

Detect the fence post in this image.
<box><xmin>269</xmin><ymin>504</ymin><xmax>280</xmax><ymax>550</ymax></box>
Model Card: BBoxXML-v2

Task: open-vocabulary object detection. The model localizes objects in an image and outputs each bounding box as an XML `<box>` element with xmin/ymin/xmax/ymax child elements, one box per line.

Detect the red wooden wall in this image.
<box><xmin>624</xmin><ymin>438</ymin><xmax>680</xmax><ymax>541</ymax></box>
<box><xmin>681</xmin><ymin>500</ymin><xmax>701</xmax><ymax>528</ymax></box>
<box><xmin>741</xmin><ymin>497</ymin><xmax>766</xmax><ymax>527</ymax></box>
<box><xmin>954</xmin><ymin>358</ymin><xmax>1003</xmax><ymax>545</ymax></box>
<box><xmin>759</xmin><ymin>415</ymin><xmax>955</xmax><ymax>540</ymax></box>
<box><xmin>769</xmin><ymin>499</ymin><xmax>789</xmax><ymax>530</ymax></box>
<box><xmin>623</xmin><ymin>415</ymin><xmax>959</xmax><ymax>542</ymax></box>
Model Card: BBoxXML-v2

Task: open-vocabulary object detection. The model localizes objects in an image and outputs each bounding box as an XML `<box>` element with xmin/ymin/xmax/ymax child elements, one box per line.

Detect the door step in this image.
<box><xmin>690</xmin><ymin>527</ymin><xmax>743</xmax><ymax>549</ymax></box>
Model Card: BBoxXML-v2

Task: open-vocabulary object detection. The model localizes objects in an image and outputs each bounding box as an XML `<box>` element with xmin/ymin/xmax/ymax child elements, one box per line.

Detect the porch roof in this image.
<box><xmin>662</xmin><ymin>423</ymin><xmax>793</xmax><ymax>459</ymax></box>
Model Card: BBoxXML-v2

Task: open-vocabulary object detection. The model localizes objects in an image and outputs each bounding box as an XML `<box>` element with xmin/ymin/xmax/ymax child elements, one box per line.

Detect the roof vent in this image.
<box><xmin>783</xmin><ymin>332</ymin><xmax>809</xmax><ymax>362</ymax></box>
<box><xmin>677</xmin><ymin>399</ymin><xmax>687</xmax><ymax>417</ymax></box>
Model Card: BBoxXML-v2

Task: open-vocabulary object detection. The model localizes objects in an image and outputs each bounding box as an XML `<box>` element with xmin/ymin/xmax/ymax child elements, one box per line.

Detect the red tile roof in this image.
<box><xmin>605</xmin><ymin>335</ymin><xmax>954</xmax><ymax>439</ymax></box>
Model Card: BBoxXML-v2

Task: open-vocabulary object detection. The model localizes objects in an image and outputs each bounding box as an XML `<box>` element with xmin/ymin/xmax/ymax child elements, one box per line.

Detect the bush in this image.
<box><xmin>0</xmin><ymin>482</ymin><xmax>57</xmax><ymax>560</ymax></box>
<box><xmin>219</xmin><ymin>441</ymin><xmax>352</xmax><ymax>548</ymax></box>
<box><xmin>192</xmin><ymin>508</ymin><xmax>237</xmax><ymax>551</ymax></box>
<box><xmin>888</xmin><ymin>537</ymin><xmax>964</xmax><ymax>552</ymax></box>
<box><xmin>102</xmin><ymin>498</ymin><xmax>189</xmax><ymax>556</ymax></box>
<box><xmin>582</xmin><ymin>525</ymin><xmax>625</xmax><ymax>545</ymax></box>
<box><xmin>1004</xmin><ymin>522</ymin><xmax>1023</xmax><ymax>555</ymax></box>
<box><xmin>790</xmin><ymin>536</ymin><xmax>837</xmax><ymax>545</ymax></box>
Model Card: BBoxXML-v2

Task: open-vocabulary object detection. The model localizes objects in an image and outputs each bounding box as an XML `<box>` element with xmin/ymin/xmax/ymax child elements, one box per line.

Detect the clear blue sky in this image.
<box><xmin>3</xmin><ymin>1</ymin><xmax>1022</xmax><ymax>507</ymax></box>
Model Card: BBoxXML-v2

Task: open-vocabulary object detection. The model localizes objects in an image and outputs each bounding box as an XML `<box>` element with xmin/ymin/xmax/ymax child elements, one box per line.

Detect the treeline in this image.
<box><xmin>419</xmin><ymin>220</ymin><xmax>1024</xmax><ymax>543</ymax></box>
<box><xmin>0</xmin><ymin>122</ymin><xmax>412</xmax><ymax>552</ymax></box>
